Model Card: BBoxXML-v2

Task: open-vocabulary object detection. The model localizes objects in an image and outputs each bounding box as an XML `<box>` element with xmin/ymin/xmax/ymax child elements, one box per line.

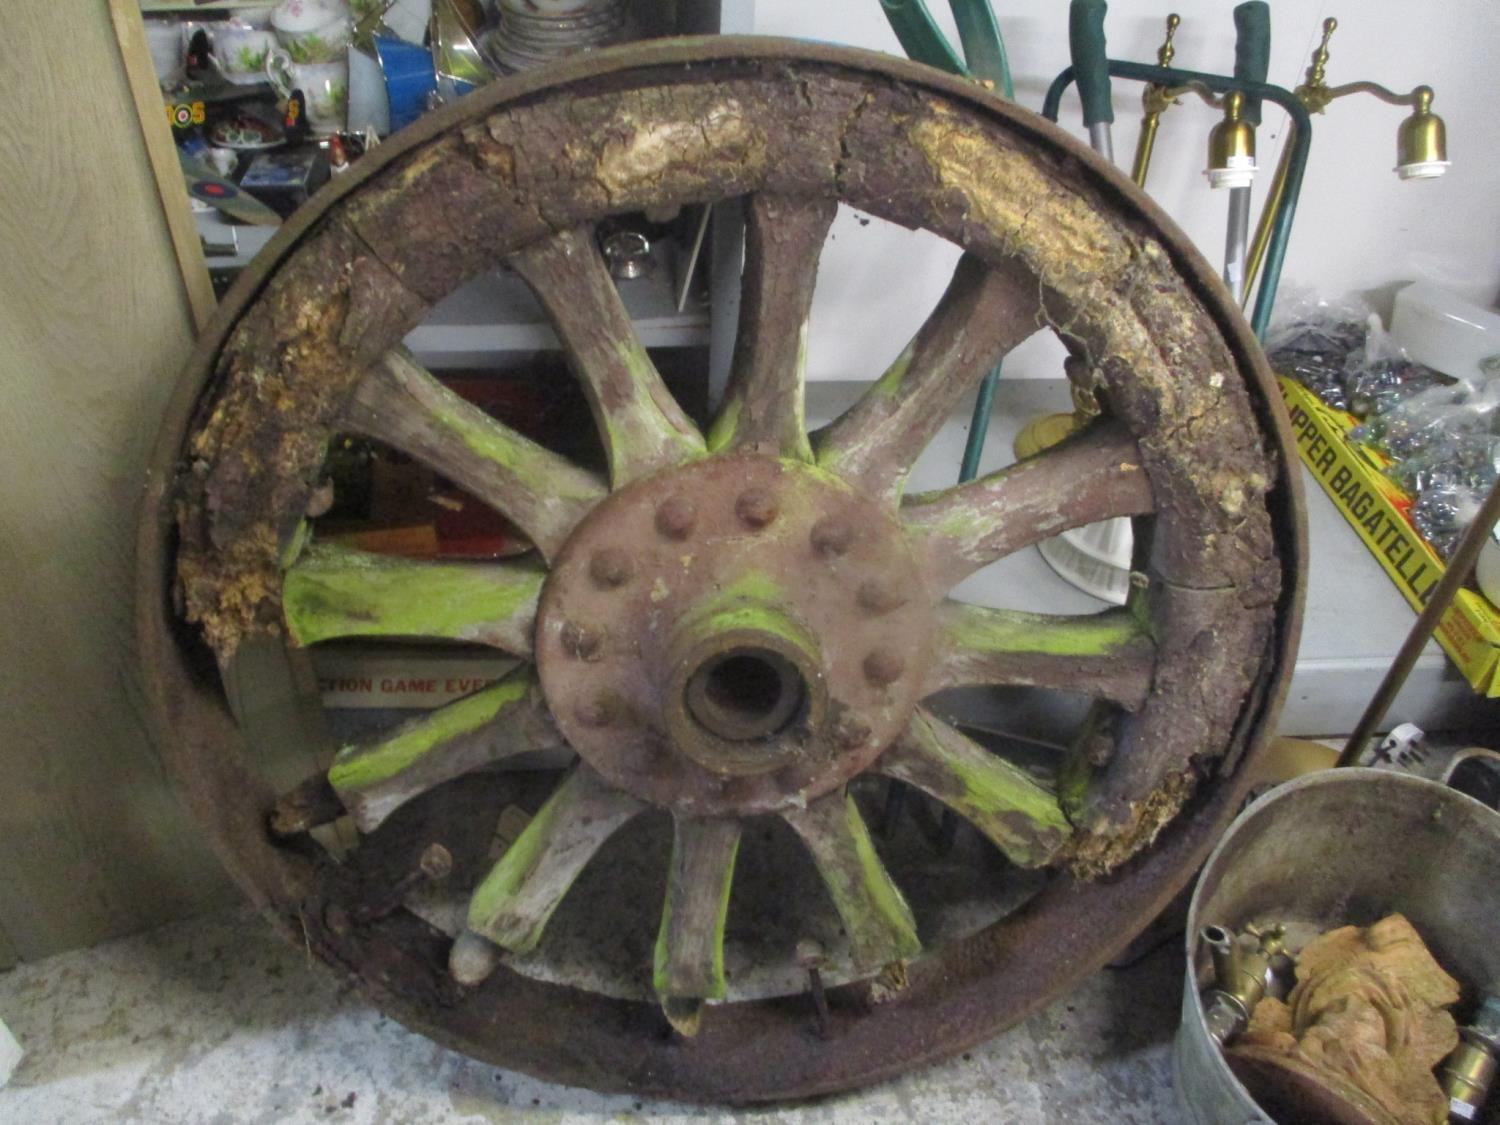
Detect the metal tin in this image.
<box><xmin>480</xmin><ymin>2</ymin><xmax>630</xmax><ymax>73</ymax></box>
<box><xmin>1175</xmin><ymin>768</ymin><xmax>1500</xmax><ymax>1124</ymax></box>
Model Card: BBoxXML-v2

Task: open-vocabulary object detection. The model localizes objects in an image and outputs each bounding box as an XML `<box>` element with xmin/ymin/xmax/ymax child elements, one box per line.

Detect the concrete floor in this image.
<box><xmin>0</xmin><ymin>907</ymin><xmax>1185</xmax><ymax>1123</ymax></box>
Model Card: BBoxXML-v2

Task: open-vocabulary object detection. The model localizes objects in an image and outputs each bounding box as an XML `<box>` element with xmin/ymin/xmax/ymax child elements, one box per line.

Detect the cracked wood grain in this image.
<box><xmin>925</xmin><ymin>601</ymin><xmax>1154</xmax><ymax>709</ymax></box>
<box><xmin>507</xmin><ymin>226</ymin><xmax>705</xmax><ymax>487</ymax></box>
<box><xmin>901</xmin><ymin>420</ymin><xmax>1154</xmax><ymax>594</ymax></box>
<box><xmin>653</xmin><ymin>816</ymin><xmax>741</xmax><ymax>1011</ymax></box>
<box><xmin>329</xmin><ymin>667</ymin><xmax>562</xmax><ymax>832</ymax></box>
<box><xmin>816</xmin><ymin>254</ymin><xmax>1040</xmax><ymax>502</ymax></box>
<box><xmin>709</xmin><ymin>193</ymin><xmax>837</xmax><ymax>460</ymax></box>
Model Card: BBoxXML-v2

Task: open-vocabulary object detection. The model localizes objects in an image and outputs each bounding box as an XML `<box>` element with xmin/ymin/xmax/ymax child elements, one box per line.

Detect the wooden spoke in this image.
<box><xmin>926</xmin><ymin>601</ymin><xmax>1155</xmax><ymax>710</ymax></box>
<box><xmin>342</xmin><ymin>350</ymin><xmax>606</xmax><ymax>559</ymax></box>
<box><xmin>782</xmin><ymin>791</ymin><xmax>920</xmax><ymax>972</ymax></box>
<box><xmin>466</xmin><ymin>765</ymin><xmax>646</xmax><ymax>953</ymax></box>
<box><xmin>902</xmin><ymin>420</ymin><xmax>1154</xmax><ymax>592</ymax></box>
<box><xmin>708</xmin><ymin>194</ymin><xmax>837</xmax><ymax>459</ymax></box>
<box><xmin>653</xmin><ymin>816</ymin><xmax>742</xmax><ymax>1034</ymax></box>
<box><xmin>815</xmin><ymin>254</ymin><xmax>1038</xmax><ymax>501</ymax></box>
<box><xmin>1071</xmin><ymin>580</ymin><xmax>1274</xmax><ymax>852</ymax></box>
<box><xmin>282</xmin><ymin>543</ymin><xmax>544</xmax><ymax>653</ymax></box>
<box><xmin>328</xmin><ymin>667</ymin><xmax>561</xmax><ymax>832</ymax></box>
<box><xmin>507</xmin><ymin>226</ymin><xmax>705</xmax><ymax>485</ymax></box>
<box><xmin>878</xmin><ymin>710</ymin><xmax>1072</xmax><ymax>868</ymax></box>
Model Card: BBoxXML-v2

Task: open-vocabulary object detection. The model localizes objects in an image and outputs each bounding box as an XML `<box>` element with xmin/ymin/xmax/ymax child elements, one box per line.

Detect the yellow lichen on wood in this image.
<box><xmin>909</xmin><ymin>105</ymin><xmax>1134</xmax><ymax>295</ymax></box>
<box><xmin>595</xmin><ymin>99</ymin><xmax>764</xmax><ymax>201</ymax></box>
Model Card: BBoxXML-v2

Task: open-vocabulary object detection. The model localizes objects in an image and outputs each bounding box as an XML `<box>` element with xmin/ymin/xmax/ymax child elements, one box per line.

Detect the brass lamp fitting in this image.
<box><xmin>1242</xmin><ymin>14</ymin><xmax>1450</xmax><ymax>299</ymax></box>
<box><xmin>1205</xmin><ymin>90</ymin><xmax>1258</xmax><ymax>190</ymax></box>
<box><xmin>1199</xmin><ymin>922</ymin><xmax>1292</xmax><ymax>1046</ymax></box>
<box><xmin>1295</xmin><ymin>17</ymin><xmax>1449</xmax><ymax>180</ymax></box>
<box><xmin>1396</xmin><ymin>86</ymin><xmax>1450</xmax><ymax>179</ymax></box>
<box><xmin>1440</xmin><ymin>993</ymin><xmax>1500</xmax><ymax>1121</ymax></box>
<box><xmin>1130</xmin><ymin>14</ymin><xmax>1182</xmax><ymax>189</ymax></box>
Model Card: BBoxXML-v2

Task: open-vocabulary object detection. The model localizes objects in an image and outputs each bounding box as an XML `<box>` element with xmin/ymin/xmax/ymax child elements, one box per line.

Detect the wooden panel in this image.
<box><xmin>107</xmin><ymin>0</ymin><xmax>216</xmax><ymax>331</ymax></box>
<box><xmin>0</xmin><ymin>923</ymin><xmax>16</xmax><ymax>972</ymax></box>
<box><xmin>0</xmin><ymin>1</ymin><xmax>232</xmax><ymax>960</ymax></box>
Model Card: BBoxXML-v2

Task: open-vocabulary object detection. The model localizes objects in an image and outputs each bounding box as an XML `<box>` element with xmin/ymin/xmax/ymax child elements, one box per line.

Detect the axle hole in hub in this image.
<box><xmin>686</xmin><ymin>649</ymin><xmax>805</xmax><ymax>743</ymax></box>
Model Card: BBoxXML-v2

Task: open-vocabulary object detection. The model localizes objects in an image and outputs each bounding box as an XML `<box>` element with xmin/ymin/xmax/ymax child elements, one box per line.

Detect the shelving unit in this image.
<box><xmin>406</xmin><ymin>241</ymin><xmax>709</xmax><ymax>369</ymax></box>
<box><xmin>141</xmin><ymin>1</ymin><xmax>275</xmax><ymax>11</ymax></box>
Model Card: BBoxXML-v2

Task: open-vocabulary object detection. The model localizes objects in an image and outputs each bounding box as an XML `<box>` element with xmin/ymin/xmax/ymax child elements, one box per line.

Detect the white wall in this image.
<box><xmin>732</xmin><ymin>0</ymin><xmax>1500</xmax><ymax>381</ymax></box>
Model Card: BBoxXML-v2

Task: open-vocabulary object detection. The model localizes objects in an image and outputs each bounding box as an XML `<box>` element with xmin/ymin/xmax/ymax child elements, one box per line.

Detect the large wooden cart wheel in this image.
<box><xmin>139</xmin><ymin>38</ymin><xmax>1303</xmax><ymax>1102</ymax></box>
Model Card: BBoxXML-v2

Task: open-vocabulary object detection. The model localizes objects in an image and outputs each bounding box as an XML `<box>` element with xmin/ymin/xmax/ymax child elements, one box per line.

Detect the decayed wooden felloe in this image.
<box><xmin>143</xmin><ymin>38</ymin><xmax>1303</xmax><ymax>1102</ymax></box>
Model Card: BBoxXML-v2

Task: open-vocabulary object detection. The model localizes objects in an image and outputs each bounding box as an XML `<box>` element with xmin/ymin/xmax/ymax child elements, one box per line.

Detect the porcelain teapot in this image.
<box><xmin>271</xmin><ymin>0</ymin><xmax>352</xmax><ymax>63</ymax></box>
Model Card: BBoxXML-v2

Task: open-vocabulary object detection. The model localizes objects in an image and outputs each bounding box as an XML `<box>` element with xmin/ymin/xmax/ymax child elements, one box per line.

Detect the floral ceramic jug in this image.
<box><xmin>271</xmin><ymin>0</ymin><xmax>352</xmax><ymax>63</ymax></box>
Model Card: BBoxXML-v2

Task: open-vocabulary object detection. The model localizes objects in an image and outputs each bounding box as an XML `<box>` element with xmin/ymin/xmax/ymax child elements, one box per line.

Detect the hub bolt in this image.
<box><xmin>856</xmin><ymin>579</ymin><xmax>907</xmax><ymax>615</ymax></box>
<box><xmin>810</xmin><ymin>517</ymin><xmax>853</xmax><ymax>558</ymax></box>
<box><xmin>655</xmin><ymin>496</ymin><xmax>697</xmax><ymax>540</ymax></box>
<box><xmin>834</xmin><ymin>715</ymin><xmax>872</xmax><ymax>750</ymax></box>
<box><xmin>560</xmin><ymin>621</ymin><xmax>603</xmax><ymax>661</ymax></box>
<box><xmin>589</xmin><ymin>547</ymin><xmax>634</xmax><ymax>589</ymax></box>
<box><xmin>577</xmin><ymin>695</ymin><xmax>616</xmax><ymax>728</ymax></box>
<box><xmin>735</xmin><ymin>488</ymin><xmax>778</xmax><ymax>530</ymax></box>
<box><xmin>862</xmin><ymin>649</ymin><xmax>905</xmax><ymax>686</ymax></box>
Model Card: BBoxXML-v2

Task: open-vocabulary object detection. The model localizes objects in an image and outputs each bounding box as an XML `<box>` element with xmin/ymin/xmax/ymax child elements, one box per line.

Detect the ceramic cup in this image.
<box><xmin>266</xmin><ymin>50</ymin><xmax>349</xmax><ymax>134</ymax></box>
<box><xmin>213</xmin><ymin>26</ymin><xmax>277</xmax><ymax>84</ymax></box>
<box><xmin>231</xmin><ymin>7</ymin><xmax>274</xmax><ymax>29</ymax></box>
<box><xmin>272</xmin><ymin>0</ymin><xmax>353</xmax><ymax>63</ymax></box>
<box><xmin>144</xmin><ymin>19</ymin><xmax>183</xmax><ymax>86</ymax></box>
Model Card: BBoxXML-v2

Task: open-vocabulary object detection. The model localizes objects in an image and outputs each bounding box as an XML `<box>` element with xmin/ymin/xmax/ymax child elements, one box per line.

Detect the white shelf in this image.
<box><xmin>404</xmin><ymin>245</ymin><xmax>709</xmax><ymax>369</ymax></box>
<box><xmin>141</xmin><ymin>1</ymin><xmax>274</xmax><ymax>12</ymax></box>
<box><xmin>195</xmin><ymin>211</ymin><xmax>276</xmax><ymax>269</ymax></box>
<box><xmin>194</xmin><ymin>211</ymin><xmax>708</xmax><ymax>363</ymax></box>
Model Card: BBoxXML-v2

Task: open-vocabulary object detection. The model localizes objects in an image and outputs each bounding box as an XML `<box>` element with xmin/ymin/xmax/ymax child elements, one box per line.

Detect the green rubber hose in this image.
<box><xmin>1069</xmin><ymin>0</ymin><xmax>1113</xmax><ymax>127</ymax></box>
<box><xmin>1233</xmin><ymin>1</ymin><xmax>1271</xmax><ymax>126</ymax></box>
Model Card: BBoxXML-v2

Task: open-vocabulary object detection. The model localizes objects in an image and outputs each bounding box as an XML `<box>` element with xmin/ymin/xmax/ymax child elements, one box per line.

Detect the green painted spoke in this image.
<box><xmin>901</xmin><ymin>420</ymin><xmax>1153</xmax><ymax>593</ymax></box>
<box><xmin>878</xmin><ymin>710</ymin><xmax>1072</xmax><ymax>868</ymax></box>
<box><xmin>927</xmin><ymin>601</ymin><xmax>1155</xmax><ymax>709</ymax></box>
<box><xmin>343</xmin><ymin>349</ymin><xmax>606</xmax><ymax>559</ymax></box>
<box><xmin>283</xmin><ymin>543</ymin><xmax>544</xmax><ymax>653</ymax></box>
<box><xmin>328</xmin><ymin>667</ymin><xmax>561</xmax><ymax>832</ymax></box>
<box><xmin>466</xmin><ymin>766</ymin><xmax>646</xmax><ymax>953</ymax></box>
<box><xmin>653</xmin><ymin>816</ymin><xmax>742</xmax><ymax>1035</ymax></box>
<box><xmin>708</xmin><ymin>194</ymin><xmax>836</xmax><ymax>460</ymax></box>
<box><xmin>815</xmin><ymin>254</ymin><xmax>1038</xmax><ymax>502</ymax></box>
<box><xmin>782</xmin><ymin>791</ymin><xmax>920</xmax><ymax>972</ymax></box>
<box><xmin>507</xmin><ymin>226</ymin><xmax>705</xmax><ymax>486</ymax></box>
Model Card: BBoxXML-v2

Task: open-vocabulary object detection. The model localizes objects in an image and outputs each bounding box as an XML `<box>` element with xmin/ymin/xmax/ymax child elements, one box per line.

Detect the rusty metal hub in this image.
<box><xmin>538</xmin><ymin>454</ymin><xmax>933</xmax><ymax>815</ymax></box>
<box><xmin>137</xmin><ymin>37</ymin><xmax>1304</xmax><ymax>1103</ymax></box>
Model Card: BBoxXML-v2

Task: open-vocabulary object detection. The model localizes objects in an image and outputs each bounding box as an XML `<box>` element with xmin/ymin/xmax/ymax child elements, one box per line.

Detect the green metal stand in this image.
<box><xmin>1043</xmin><ymin>61</ymin><xmax>1313</xmax><ymax>342</ymax></box>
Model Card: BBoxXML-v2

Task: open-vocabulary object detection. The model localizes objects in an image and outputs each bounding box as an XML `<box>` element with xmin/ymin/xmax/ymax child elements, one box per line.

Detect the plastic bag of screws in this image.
<box><xmin>1265</xmin><ymin>296</ymin><xmax>1370</xmax><ymax>411</ymax></box>
<box><xmin>1341</xmin><ymin>316</ymin><xmax>1451</xmax><ymax>421</ymax></box>
<box><xmin>1266</xmin><ymin>295</ymin><xmax>1450</xmax><ymax>416</ymax></box>
<box><xmin>1353</xmin><ymin>380</ymin><xmax>1500</xmax><ymax>558</ymax></box>
<box><xmin>1353</xmin><ymin>379</ymin><xmax>1500</xmax><ymax>460</ymax></box>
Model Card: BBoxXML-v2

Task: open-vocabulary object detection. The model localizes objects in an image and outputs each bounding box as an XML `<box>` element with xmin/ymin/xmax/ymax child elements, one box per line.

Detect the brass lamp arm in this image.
<box><xmin>1323</xmin><ymin>81</ymin><xmax>1432</xmax><ymax>110</ymax></box>
<box><xmin>1161</xmin><ymin>81</ymin><xmax>1231</xmax><ymax>111</ymax></box>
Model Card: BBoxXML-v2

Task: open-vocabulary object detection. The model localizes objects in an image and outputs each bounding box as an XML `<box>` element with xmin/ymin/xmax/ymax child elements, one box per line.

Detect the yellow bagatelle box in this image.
<box><xmin>1278</xmin><ymin>374</ymin><xmax>1500</xmax><ymax>696</ymax></box>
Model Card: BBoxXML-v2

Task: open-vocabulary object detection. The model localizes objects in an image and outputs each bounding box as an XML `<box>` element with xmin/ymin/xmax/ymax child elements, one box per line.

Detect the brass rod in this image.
<box><xmin>1129</xmin><ymin>13</ymin><xmax>1180</xmax><ymax>190</ymax></box>
<box><xmin>1131</xmin><ymin>115</ymin><xmax>1161</xmax><ymax>188</ymax></box>
<box><xmin>1242</xmin><ymin>135</ymin><xmax>1293</xmax><ymax>303</ymax></box>
<box><xmin>1323</xmin><ymin>79</ymin><xmax>1423</xmax><ymax>108</ymax></box>
<box><xmin>1339</xmin><ymin>475</ymin><xmax>1500</xmax><ymax>766</ymax></box>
